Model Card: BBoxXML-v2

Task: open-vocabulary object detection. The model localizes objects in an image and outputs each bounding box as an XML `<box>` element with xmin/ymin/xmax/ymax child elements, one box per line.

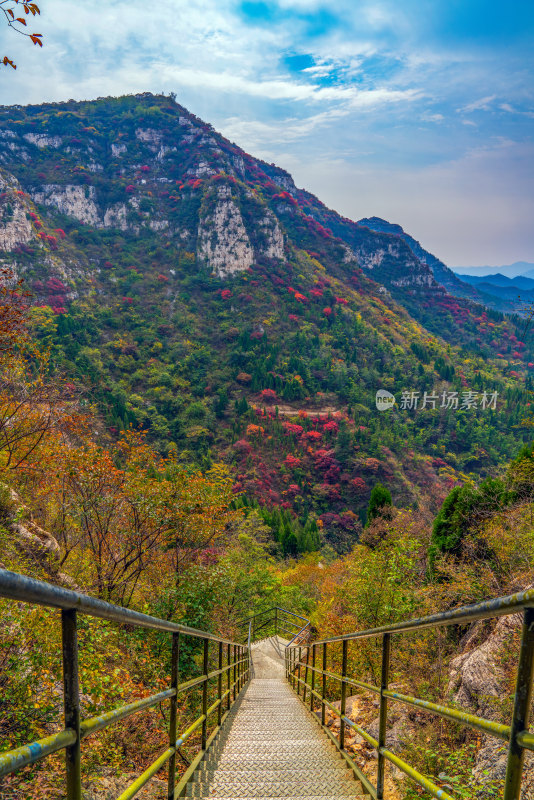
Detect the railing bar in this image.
<box><xmin>380</xmin><ymin>748</ymin><xmax>455</xmax><ymax>800</ymax></box>
<box><xmin>291</xmin><ymin>660</ymin><xmax>380</xmax><ymax>695</ymax></box>
<box><xmin>277</xmin><ymin>623</ymin><xmax>299</xmax><ymax>634</ymax></box>
<box><xmin>173</xmin><ymin>710</ymin><xmax>230</xmax><ymax>799</ymax></box>
<box><xmin>384</xmin><ymin>689</ymin><xmax>511</xmax><ymax>741</ymax></box>
<box><xmin>310</xmin><ymin>588</ymin><xmax>534</xmax><ymax>645</ymax></box>
<box><xmin>253</xmin><ymin>619</ymin><xmax>274</xmax><ymax>634</ymax></box>
<box><xmin>116</xmin><ymin>746</ymin><xmax>174</xmax><ymax>800</ymax></box>
<box><xmin>0</xmin><ymin>569</ymin><xmax>243</xmax><ymax>645</ymax></box>
<box><xmin>0</xmin><ymin>729</ymin><xmax>77</xmax><ymax>778</ymax></box>
<box><xmin>175</xmin><ymin>715</ymin><xmax>206</xmax><ymax>747</ymax></box>
<box><xmin>274</xmin><ymin>607</ymin><xmax>310</xmax><ymax>622</ymax></box>
<box><xmin>80</xmin><ymin>689</ymin><xmax>176</xmax><ymax>739</ymax></box>
<box><xmin>301</xmin><ymin>682</ymin><xmax>341</xmax><ymax>717</ymax></box>
<box><xmin>318</xmin><ymin>719</ymin><xmax>378</xmax><ymax>799</ymax></box>
<box><xmin>517</xmin><ymin>730</ymin><xmax>534</xmax><ymax>751</ymax></box>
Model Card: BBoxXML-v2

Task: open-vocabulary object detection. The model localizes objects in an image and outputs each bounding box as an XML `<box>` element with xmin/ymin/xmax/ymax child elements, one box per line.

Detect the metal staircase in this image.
<box><xmin>186</xmin><ymin>636</ymin><xmax>364</xmax><ymax>799</ymax></box>
<box><xmin>3</xmin><ymin>570</ymin><xmax>534</xmax><ymax>799</ymax></box>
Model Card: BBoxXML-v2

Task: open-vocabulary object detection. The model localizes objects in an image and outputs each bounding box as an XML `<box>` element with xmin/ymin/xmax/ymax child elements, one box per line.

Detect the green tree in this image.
<box><xmin>366</xmin><ymin>483</ymin><xmax>392</xmax><ymax>525</ymax></box>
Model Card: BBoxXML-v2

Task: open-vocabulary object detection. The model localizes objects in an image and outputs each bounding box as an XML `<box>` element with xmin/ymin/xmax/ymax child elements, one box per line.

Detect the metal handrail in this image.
<box><xmin>0</xmin><ymin>569</ymin><xmax>250</xmax><ymax>799</ymax></box>
<box><xmin>286</xmin><ymin>591</ymin><xmax>534</xmax><ymax>800</ymax></box>
<box><xmin>242</xmin><ymin>606</ymin><xmax>311</xmax><ymax>651</ymax></box>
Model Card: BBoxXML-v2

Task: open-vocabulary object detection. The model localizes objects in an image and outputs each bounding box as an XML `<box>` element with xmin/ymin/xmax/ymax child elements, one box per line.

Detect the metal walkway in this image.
<box><xmin>186</xmin><ymin>637</ymin><xmax>364</xmax><ymax>799</ymax></box>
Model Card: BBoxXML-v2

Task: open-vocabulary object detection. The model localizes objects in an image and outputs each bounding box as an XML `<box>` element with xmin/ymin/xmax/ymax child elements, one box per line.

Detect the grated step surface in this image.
<box><xmin>188</xmin><ymin>636</ymin><xmax>365</xmax><ymax>800</ymax></box>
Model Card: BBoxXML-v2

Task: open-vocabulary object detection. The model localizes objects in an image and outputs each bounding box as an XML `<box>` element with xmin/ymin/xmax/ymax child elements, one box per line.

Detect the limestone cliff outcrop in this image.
<box><xmin>32</xmin><ymin>184</ymin><xmax>100</xmax><ymax>226</ymax></box>
<box><xmin>196</xmin><ymin>184</ymin><xmax>285</xmax><ymax>277</ymax></box>
<box><xmin>0</xmin><ymin>171</ymin><xmax>33</xmax><ymax>251</ymax></box>
<box><xmin>197</xmin><ymin>185</ymin><xmax>254</xmax><ymax>277</ymax></box>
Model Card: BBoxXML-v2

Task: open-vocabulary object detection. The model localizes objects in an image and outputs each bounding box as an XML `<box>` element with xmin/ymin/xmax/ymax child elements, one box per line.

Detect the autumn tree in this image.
<box><xmin>1</xmin><ymin>0</ymin><xmax>42</xmax><ymax>69</ymax></box>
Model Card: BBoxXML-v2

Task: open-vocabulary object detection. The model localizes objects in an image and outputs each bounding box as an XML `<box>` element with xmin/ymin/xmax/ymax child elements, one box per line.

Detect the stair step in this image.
<box><xmin>188</xmin><ymin>786</ymin><xmax>364</xmax><ymax>798</ymax></box>
<box><xmin>199</xmin><ymin>768</ymin><xmax>351</xmax><ymax>777</ymax></box>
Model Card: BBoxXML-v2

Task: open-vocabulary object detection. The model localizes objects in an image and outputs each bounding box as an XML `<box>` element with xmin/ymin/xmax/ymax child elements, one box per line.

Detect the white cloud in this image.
<box><xmin>458</xmin><ymin>95</ymin><xmax>497</xmax><ymax>113</ymax></box>
<box><xmin>421</xmin><ymin>113</ymin><xmax>444</xmax><ymax>123</ymax></box>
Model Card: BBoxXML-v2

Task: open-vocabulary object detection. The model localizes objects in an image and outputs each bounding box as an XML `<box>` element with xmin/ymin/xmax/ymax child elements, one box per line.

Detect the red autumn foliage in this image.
<box><xmin>323</xmin><ymin>307</ymin><xmax>332</xmax><ymax>316</ymax></box>
<box><xmin>350</xmin><ymin>477</ymin><xmax>367</xmax><ymax>493</ymax></box>
<box><xmin>284</xmin><ymin>454</ymin><xmax>302</xmax><ymax>468</ymax></box>
<box><xmin>283</xmin><ymin>422</ymin><xmax>304</xmax><ymax>436</ymax></box>
<box><xmin>323</xmin><ymin>420</ymin><xmax>339</xmax><ymax>433</ymax></box>
<box><xmin>221</xmin><ymin>289</ymin><xmax>232</xmax><ymax>300</ymax></box>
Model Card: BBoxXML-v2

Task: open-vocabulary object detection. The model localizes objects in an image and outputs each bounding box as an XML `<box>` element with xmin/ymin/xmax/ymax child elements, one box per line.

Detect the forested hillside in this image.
<box><xmin>0</xmin><ymin>93</ymin><xmax>532</xmax><ymax>554</ymax></box>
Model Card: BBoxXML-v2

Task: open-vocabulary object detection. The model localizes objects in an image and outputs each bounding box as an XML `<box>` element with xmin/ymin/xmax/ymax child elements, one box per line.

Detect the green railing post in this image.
<box><xmin>504</xmin><ymin>607</ymin><xmax>534</xmax><ymax>800</ymax></box>
<box><xmin>217</xmin><ymin>641</ymin><xmax>223</xmax><ymax>727</ymax></box>
<box><xmin>377</xmin><ymin>633</ymin><xmax>391</xmax><ymax>800</ymax></box>
<box><xmin>167</xmin><ymin>632</ymin><xmax>180</xmax><ymax>800</ymax></box>
<box><xmin>233</xmin><ymin>645</ymin><xmax>237</xmax><ymax>701</ymax></box>
<box><xmin>275</xmin><ymin>607</ymin><xmax>278</xmax><ymax>637</ymax></box>
<box><xmin>297</xmin><ymin>645</ymin><xmax>302</xmax><ymax>696</ymax></box>
<box><xmin>201</xmin><ymin>638</ymin><xmax>209</xmax><ymax>750</ymax></box>
<box><xmin>227</xmin><ymin>643</ymin><xmax>231</xmax><ymax>710</ymax></box>
<box><xmin>321</xmin><ymin>642</ymin><xmax>327</xmax><ymax>726</ymax></box>
<box><xmin>62</xmin><ymin>609</ymin><xmax>81</xmax><ymax>800</ymax></box>
<box><xmin>303</xmin><ymin>645</ymin><xmax>309</xmax><ymax>704</ymax></box>
<box><xmin>340</xmin><ymin>639</ymin><xmax>348</xmax><ymax>750</ymax></box>
<box><xmin>310</xmin><ymin>643</ymin><xmax>316</xmax><ymax>712</ymax></box>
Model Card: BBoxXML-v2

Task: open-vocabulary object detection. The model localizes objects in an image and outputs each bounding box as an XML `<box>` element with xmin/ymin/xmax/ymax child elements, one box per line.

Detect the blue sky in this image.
<box><xmin>1</xmin><ymin>0</ymin><xmax>533</xmax><ymax>265</ymax></box>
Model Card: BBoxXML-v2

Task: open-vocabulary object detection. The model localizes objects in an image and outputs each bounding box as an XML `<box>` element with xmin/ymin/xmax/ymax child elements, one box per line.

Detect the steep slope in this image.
<box><xmin>0</xmin><ymin>93</ymin><xmax>532</xmax><ymax>550</ymax></box>
<box><xmin>357</xmin><ymin>216</ymin><xmax>483</xmax><ymax>301</ymax></box>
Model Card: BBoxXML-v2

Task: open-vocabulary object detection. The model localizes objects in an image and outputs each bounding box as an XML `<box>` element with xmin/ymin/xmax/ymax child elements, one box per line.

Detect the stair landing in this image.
<box><xmin>187</xmin><ymin>637</ymin><xmax>364</xmax><ymax>799</ymax></box>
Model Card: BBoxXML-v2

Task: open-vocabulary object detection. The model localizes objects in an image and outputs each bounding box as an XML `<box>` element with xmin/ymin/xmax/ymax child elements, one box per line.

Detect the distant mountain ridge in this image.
<box><xmin>453</xmin><ymin>262</ymin><xmax>534</xmax><ymax>279</ymax></box>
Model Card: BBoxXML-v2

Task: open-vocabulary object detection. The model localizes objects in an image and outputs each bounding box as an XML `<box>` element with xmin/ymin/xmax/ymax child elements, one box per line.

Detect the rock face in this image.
<box><xmin>32</xmin><ymin>184</ymin><xmax>100</xmax><ymax>226</ymax></box>
<box><xmin>197</xmin><ymin>185</ymin><xmax>255</xmax><ymax>277</ymax></box>
<box><xmin>197</xmin><ymin>185</ymin><xmax>285</xmax><ymax>277</ymax></box>
<box><xmin>0</xmin><ymin>485</ymin><xmax>61</xmax><ymax>572</ymax></box>
<box><xmin>259</xmin><ymin>208</ymin><xmax>285</xmax><ymax>260</ymax></box>
<box><xmin>0</xmin><ymin>172</ymin><xmax>33</xmax><ymax>251</ymax></box>
<box><xmin>448</xmin><ymin>610</ymin><xmax>534</xmax><ymax>797</ymax></box>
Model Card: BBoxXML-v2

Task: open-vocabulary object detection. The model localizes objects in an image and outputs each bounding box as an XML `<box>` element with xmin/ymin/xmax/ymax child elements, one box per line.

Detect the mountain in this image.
<box><xmin>453</xmin><ymin>262</ymin><xmax>534</xmax><ymax>279</ymax></box>
<box><xmin>460</xmin><ymin>273</ymin><xmax>534</xmax><ymax>291</ymax></box>
<box><xmin>357</xmin><ymin>216</ymin><xmax>484</xmax><ymax>302</ymax></box>
<box><xmin>0</xmin><ymin>93</ymin><xmax>532</xmax><ymax>549</ymax></box>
